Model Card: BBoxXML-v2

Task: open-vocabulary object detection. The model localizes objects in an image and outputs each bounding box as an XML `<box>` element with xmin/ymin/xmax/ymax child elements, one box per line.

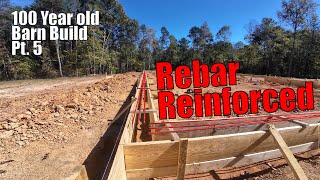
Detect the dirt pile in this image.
<box><xmin>0</xmin><ymin>72</ymin><xmax>138</xmax><ymax>179</ymax></box>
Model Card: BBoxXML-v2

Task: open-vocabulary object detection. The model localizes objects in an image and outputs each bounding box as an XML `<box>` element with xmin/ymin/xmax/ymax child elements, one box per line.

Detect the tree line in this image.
<box><xmin>0</xmin><ymin>0</ymin><xmax>319</xmax><ymax>80</ymax></box>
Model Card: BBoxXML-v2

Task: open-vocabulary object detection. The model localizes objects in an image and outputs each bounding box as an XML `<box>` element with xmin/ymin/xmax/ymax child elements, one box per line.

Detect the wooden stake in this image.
<box><xmin>165</xmin><ymin>120</ymin><xmax>180</xmax><ymax>141</ymax></box>
<box><xmin>289</xmin><ymin>120</ymin><xmax>310</xmax><ymax>127</ymax></box>
<box><xmin>177</xmin><ymin>138</ymin><xmax>188</xmax><ymax>180</ymax></box>
<box><xmin>267</xmin><ymin>124</ymin><xmax>308</xmax><ymax>180</ymax></box>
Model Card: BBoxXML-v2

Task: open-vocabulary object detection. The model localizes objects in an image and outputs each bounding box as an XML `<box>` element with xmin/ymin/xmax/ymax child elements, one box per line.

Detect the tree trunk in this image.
<box><xmin>55</xmin><ymin>40</ymin><xmax>63</xmax><ymax>77</ymax></box>
<box><xmin>288</xmin><ymin>26</ymin><xmax>297</xmax><ymax>77</ymax></box>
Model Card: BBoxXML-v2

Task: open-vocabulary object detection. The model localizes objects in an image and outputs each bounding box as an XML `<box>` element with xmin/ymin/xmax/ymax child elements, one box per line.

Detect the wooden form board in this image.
<box><xmin>154</xmin><ymin>118</ymin><xmax>320</xmax><ymax>140</ymax></box>
<box><xmin>124</xmin><ymin>123</ymin><xmax>320</xmax><ymax>179</ymax></box>
<box><xmin>107</xmin><ymin>74</ymin><xmax>143</xmax><ymax>180</ymax></box>
<box><xmin>126</xmin><ymin>142</ymin><xmax>317</xmax><ymax>179</ymax></box>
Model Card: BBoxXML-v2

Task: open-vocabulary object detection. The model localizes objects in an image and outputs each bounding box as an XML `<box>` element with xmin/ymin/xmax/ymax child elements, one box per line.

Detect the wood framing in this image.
<box><xmin>73</xmin><ymin>72</ymin><xmax>320</xmax><ymax>180</ymax></box>
<box><xmin>124</xmin><ymin>123</ymin><xmax>319</xmax><ymax>179</ymax></box>
<box><xmin>126</xmin><ymin>142</ymin><xmax>317</xmax><ymax>179</ymax></box>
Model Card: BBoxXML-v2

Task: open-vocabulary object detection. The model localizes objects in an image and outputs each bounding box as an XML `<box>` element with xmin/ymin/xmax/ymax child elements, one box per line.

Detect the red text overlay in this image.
<box><xmin>156</xmin><ymin>60</ymin><xmax>314</xmax><ymax>119</ymax></box>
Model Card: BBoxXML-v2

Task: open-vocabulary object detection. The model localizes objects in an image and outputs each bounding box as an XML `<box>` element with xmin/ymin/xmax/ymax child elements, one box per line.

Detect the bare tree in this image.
<box><xmin>55</xmin><ymin>40</ymin><xmax>63</xmax><ymax>77</ymax></box>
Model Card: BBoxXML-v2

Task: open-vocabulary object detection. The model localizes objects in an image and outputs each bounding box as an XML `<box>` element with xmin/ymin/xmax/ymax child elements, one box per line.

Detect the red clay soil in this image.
<box><xmin>0</xmin><ymin>73</ymin><xmax>139</xmax><ymax>179</ymax></box>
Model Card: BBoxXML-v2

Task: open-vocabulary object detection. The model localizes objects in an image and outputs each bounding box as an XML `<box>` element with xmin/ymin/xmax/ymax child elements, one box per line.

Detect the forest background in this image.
<box><xmin>0</xmin><ymin>0</ymin><xmax>319</xmax><ymax>80</ymax></box>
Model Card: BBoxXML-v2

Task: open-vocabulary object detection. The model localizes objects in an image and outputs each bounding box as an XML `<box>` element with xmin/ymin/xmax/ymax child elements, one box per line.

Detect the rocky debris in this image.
<box><xmin>0</xmin><ymin>73</ymin><xmax>136</xmax><ymax>148</ymax></box>
<box><xmin>70</xmin><ymin>113</ymin><xmax>78</xmax><ymax>119</ymax></box>
<box><xmin>42</xmin><ymin>153</ymin><xmax>49</xmax><ymax>161</ymax></box>
<box><xmin>24</xmin><ymin>111</ymin><xmax>32</xmax><ymax>115</ymax></box>
<box><xmin>80</xmin><ymin>116</ymin><xmax>88</xmax><ymax>121</ymax></box>
<box><xmin>102</xmin><ymin>85</ymin><xmax>113</xmax><ymax>93</ymax></box>
<box><xmin>16</xmin><ymin>114</ymin><xmax>31</xmax><ymax>120</ymax></box>
<box><xmin>28</xmin><ymin>108</ymin><xmax>37</xmax><ymax>114</ymax></box>
<box><xmin>1</xmin><ymin>122</ymin><xmax>21</xmax><ymax>130</ymax></box>
<box><xmin>66</xmin><ymin>103</ymin><xmax>77</xmax><ymax>109</ymax></box>
<box><xmin>1</xmin><ymin>124</ymin><xmax>9</xmax><ymax>130</ymax></box>
<box><xmin>35</xmin><ymin>121</ymin><xmax>47</xmax><ymax>125</ymax></box>
<box><xmin>83</xmin><ymin>92</ymin><xmax>91</xmax><ymax>96</ymax></box>
<box><xmin>41</xmin><ymin>101</ymin><xmax>49</xmax><ymax>106</ymax></box>
<box><xmin>0</xmin><ymin>160</ymin><xmax>14</xmax><ymax>165</ymax></box>
<box><xmin>54</xmin><ymin>105</ymin><xmax>65</xmax><ymax>113</ymax></box>
<box><xmin>7</xmin><ymin>118</ymin><xmax>18</xmax><ymax>123</ymax></box>
<box><xmin>0</xmin><ymin>130</ymin><xmax>14</xmax><ymax>139</ymax></box>
<box><xmin>9</xmin><ymin>123</ymin><xmax>20</xmax><ymax>129</ymax></box>
<box><xmin>15</xmin><ymin>140</ymin><xmax>25</xmax><ymax>146</ymax></box>
<box><xmin>53</xmin><ymin>113</ymin><xmax>60</xmax><ymax>118</ymax></box>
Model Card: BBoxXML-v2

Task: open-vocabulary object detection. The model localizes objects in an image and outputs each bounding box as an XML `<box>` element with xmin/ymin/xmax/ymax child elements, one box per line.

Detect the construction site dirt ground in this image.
<box><xmin>0</xmin><ymin>71</ymin><xmax>320</xmax><ymax>179</ymax></box>
<box><xmin>0</xmin><ymin>73</ymin><xmax>140</xmax><ymax>179</ymax></box>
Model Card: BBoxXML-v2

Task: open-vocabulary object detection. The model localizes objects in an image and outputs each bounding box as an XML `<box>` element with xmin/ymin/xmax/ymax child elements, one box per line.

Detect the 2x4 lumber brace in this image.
<box><xmin>267</xmin><ymin>124</ymin><xmax>308</xmax><ymax>180</ymax></box>
<box><xmin>177</xmin><ymin>139</ymin><xmax>188</xmax><ymax>180</ymax></box>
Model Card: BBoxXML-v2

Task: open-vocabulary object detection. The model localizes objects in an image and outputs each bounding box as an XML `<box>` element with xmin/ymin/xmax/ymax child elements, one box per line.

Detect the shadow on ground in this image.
<box><xmin>80</xmin><ymin>82</ymin><xmax>137</xmax><ymax>180</ymax></box>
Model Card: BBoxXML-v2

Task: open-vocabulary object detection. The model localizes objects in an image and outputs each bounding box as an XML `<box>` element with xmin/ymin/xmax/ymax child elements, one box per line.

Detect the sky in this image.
<box><xmin>118</xmin><ymin>0</ymin><xmax>282</xmax><ymax>43</ymax></box>
<box><xmin>10</xmin><ymin>0</ymin><xmax>33</xmax><ymax>7</ymax></box>
<box><xmin>10</xmin><ymin>0</ymin><xmax>320</xmax><ymax>43</ymax></box>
